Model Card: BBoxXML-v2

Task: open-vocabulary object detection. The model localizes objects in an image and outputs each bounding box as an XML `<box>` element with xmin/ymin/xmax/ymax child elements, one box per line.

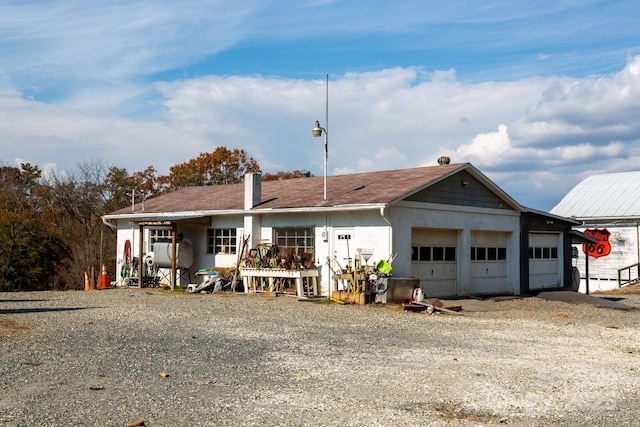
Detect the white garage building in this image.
<box><xmin>103</xmin><ymin>162</ymin><xmax>577</xmax><ymax>298</ymax></box>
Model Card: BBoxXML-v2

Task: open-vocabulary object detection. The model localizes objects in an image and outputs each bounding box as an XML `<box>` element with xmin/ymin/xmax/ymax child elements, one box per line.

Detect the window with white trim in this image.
<box><xmin>273</xmin><ymin>227</ymin><xmax>315</xmax><ymax>256</ymax></box>
<box><xmin>411</xmin><ymin>246</ymin><xmax>456</xmax><ymax>262</ymax></box>
<box><xmin>471</xmin><ymin>247</ymin><xmax>507</xmax><ymax>261</ymax></box>
<box><xmin>150</xmin><ymin>229</ymin><xmax>172</xmax><ymax>252</ymax></box>
<box><xmin>207</xmin><ymin>228</ymin><xmax>237</xmax><ymax>254</ymax></box>
<box><xmin>528</xmin><ymin>246</ymin><xmax>558</xmax><ymax>259</ymax></box>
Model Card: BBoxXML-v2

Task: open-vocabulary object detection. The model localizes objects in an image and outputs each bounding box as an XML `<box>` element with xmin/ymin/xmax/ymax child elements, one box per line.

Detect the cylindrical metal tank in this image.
<box><xmin>153</xmin><ymin>239</ymin><xmax>194</xmax><ymax>269</ymax></box>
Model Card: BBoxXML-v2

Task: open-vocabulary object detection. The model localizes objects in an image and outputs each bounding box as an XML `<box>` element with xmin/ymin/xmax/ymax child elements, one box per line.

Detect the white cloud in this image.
<box><xmin>454</xmin><ymin>125</ymin><xmax>512</xmax><ymax>165</ymax></box>
<box><xmin>153</xmin><ymin>68</ymin><xmax>548</xmax><ymax>176</ymax></box>
<box><xmin>3</xmin><ymin>51</ymin><xmax>640</xmax><ymax>210</ymax></box>
<box><xmin>0</xmin><ymin>1</ymin><xmax>254</xmax><ymax>82</ymax></box>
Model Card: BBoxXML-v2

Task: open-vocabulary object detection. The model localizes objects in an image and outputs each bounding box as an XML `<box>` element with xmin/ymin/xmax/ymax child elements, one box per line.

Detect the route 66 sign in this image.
<box><xmin>582</xmin><ymin>228</ymin><xmax>612</xmax><ymax>258</ymax></box>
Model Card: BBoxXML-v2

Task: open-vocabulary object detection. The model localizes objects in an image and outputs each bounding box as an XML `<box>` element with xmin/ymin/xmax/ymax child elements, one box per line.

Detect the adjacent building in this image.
<box><xmin>551</xmin><ymin>171</ymin><xmax>640</xmax><ymax>293</ymax></box>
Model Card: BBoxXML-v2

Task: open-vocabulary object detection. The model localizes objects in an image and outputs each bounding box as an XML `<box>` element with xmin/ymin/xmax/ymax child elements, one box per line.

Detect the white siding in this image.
<box><xmin>573</xmin><ymin>224</ymin><xmax>640</xmax><ymax>292</ymax></box>
<box><xmin>392</xmin><ymin>201</ymin><xmax>520</xmax><ymax>296</ymax></box>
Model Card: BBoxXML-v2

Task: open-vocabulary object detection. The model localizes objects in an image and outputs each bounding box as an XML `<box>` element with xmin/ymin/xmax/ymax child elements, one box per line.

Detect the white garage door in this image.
<box><xmin>411</xmin><ymin>228</ymin><xmax>457</xmax><ymax>297</ymax></box>
<box><xmin>529</xmin><ymin>233</ymin><xmax>561</xmax><ymax>289</ymax></box>
<box><xmin>470</xmin><ymin>231</ymin><xmax>510</xmax><ymax>295</ymax></box>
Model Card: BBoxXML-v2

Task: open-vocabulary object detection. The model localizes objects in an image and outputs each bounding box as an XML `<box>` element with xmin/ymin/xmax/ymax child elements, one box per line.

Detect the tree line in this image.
<box><xmin>0</xmin><ymin>147</ymin><xmax>308</xmax><ymax>292</ymax></box>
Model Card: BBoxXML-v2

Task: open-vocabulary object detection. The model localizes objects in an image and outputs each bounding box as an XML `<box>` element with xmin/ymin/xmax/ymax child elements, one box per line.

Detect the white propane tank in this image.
<box><xmin>412</xmin><ymin>287</ymin><xmax>424</xmax><ymax>303</ymax></box>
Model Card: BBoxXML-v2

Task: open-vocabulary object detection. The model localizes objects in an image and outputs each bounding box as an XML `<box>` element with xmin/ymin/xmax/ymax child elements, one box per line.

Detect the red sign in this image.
<box><xmin>582</xmin><ymin>228</ymin><xmax>611</xmax><ymax>258</ymax></box>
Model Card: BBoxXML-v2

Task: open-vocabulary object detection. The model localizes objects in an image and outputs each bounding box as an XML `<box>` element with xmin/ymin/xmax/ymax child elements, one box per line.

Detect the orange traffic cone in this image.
<box><xmin>84</xmin><ymin>271</ymin><xmax>90</xmax><ymax>291</ymax></box>
<box><xmin>99</xmin><ymin>264</ymin><xmax>109</xmax><ymax>289</ymax></box>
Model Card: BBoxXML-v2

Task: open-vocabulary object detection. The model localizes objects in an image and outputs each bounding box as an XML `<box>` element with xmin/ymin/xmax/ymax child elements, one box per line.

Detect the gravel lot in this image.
<box><xmin>1</xmin><ymin>289</ymin><xmax>639</xmax><ymax>426</ymax></box>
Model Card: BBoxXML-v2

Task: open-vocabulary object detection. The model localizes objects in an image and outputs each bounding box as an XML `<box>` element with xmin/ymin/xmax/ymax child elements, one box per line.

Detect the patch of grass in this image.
<box><xmin>434</xmin><ymin>402</ymin><xmax>499</xmax><ymax>423</ymax></box>
<box><xmin>596</xmin><ymin>286</ymin><xmax>640</xmax><ymax>295</ymax></box>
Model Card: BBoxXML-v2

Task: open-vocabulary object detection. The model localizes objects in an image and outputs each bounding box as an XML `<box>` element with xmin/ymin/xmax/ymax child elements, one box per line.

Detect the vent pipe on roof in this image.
<box><xmin>244</xmin><ymin>172</ymin><xmax>262</xmax><ymax>209</ymax></box>
<box><xmin>437</xmin><ymin>156</ymin><xmax>451</xmax><ymax>165</ymax></box>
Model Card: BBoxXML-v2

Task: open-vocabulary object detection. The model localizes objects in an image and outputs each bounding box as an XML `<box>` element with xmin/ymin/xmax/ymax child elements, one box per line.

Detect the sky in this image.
<box><xmin>1</xmin><ymin>0</ymin><xmax>640</xmax><ymax>211</ymax></box>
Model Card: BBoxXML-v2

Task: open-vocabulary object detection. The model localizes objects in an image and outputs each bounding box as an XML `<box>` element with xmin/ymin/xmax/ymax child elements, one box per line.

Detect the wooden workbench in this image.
<box><xmin>240</xmin><ymin>268</ymin><xmax>319</xmax><ymax>297</ymax></box>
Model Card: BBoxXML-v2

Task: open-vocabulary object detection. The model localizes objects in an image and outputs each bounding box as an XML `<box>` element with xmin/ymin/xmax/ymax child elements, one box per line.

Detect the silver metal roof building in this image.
<box><xmin>551</xmin><ymin>171</ymin><xmax>640</xmax><ymax>222</ymax></box>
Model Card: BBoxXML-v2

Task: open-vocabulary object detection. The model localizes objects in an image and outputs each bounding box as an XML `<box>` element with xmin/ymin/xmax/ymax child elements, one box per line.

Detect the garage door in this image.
<box><xmin>411</xmin><ymin>228</ymin><xmax>457</xmax><ymax>297</ymax></box>
<box><xmin>529</xmin><ymin>233</ymin><xmax>561</xmax><ymax>289</ymax></box>
<box><xmin>470</xmin><ymin>231</ymin><xmax>510</xmax><ymax>295</ymax></box>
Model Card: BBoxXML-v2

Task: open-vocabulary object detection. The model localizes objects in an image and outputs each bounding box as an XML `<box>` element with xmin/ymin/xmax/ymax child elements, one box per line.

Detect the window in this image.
<box><xmin>273</xmin><ymin>227</ymin><xmax>315</xmax><ymax>256</ymax></box>
<box><xmin>207</xmin><ymin>228</ymin><xmax>237</xmax><ymax>254</ymax></box>
<box><xmin>444</xmin><ymin>247</ymin><xmax>456</xmax><ymax>261</ymax></box>
<box><xmin>529</xmin><ymin>246</ymin><xmax>558</xmax><ymax>259</ymax></box>
<box><xmin>150</xmin><ymin>229</ymin><xmax>171</xmax><ymax>252</ymax></box>
<box><xmin>473</xmin><ymin>246</ymin><xmax>507</xmax><ymax>262</ymax></box>
<box><xmin>411</xmin><ymin>246</ymin><xmax>454</xmax><ymax>262</ymax></box>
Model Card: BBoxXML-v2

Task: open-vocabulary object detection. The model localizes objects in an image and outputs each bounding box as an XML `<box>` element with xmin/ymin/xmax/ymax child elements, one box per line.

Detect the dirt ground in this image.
<box><xmin>1</xmin><ymin>288</ymin><xmax>639</xmax><ymax>426</ymax></box>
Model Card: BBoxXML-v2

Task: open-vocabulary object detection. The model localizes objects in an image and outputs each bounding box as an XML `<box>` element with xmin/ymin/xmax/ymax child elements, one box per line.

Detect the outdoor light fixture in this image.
<box><xmin>312</xmin><ymin>121</ymin><xmax>323</xmax><ymax>137</ymax></box>
<box><xmin>312</xmin><ymin>120</ymin><xmax>328</xmax><ymax>201</ymax></box>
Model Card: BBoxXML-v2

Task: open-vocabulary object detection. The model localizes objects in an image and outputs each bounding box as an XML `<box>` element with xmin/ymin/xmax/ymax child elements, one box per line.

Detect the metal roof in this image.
<box><xmin>551</xmin><ymin>171</ymin><xmax>640</xmax><ymax>221</ymax></box>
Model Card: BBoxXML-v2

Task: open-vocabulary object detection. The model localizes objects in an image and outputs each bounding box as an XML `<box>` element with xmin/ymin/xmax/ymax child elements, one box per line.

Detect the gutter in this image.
<box><xmin>102</xmin><ymin>216</ymin><xmax>117</xmax><ymax>230</ymax></box>
<box><xmin>572</xmin><ymin>216</ymin><xmax>640</xmax><ymax>224</ymax></box>
<box><xmin>380</xmin><ymin>206</ymin><xmax>391</xmax><ymax>227</ymax></box>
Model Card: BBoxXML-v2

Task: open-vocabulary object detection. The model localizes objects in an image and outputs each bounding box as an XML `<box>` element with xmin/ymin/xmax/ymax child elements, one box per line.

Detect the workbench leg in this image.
<box><xmin>296</xmin><ymin>278</ymin><xmax>303</xmax><ymax>297</ymax></box>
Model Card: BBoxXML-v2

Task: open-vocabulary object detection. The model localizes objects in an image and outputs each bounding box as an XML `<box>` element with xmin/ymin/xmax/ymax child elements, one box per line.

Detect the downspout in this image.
<box><xmin>102</xmin><ymin>216</ymin><xmax>117</xmax><ymax>230</ymax></box>
<box><xmin>101</xmin><ymin>217</ymin><xmax>118</xmax><ymax>283</ymax></box>
<box><xmin>380</xmin><ymin>206</ymin><xmax>392</xmax><ymax>258</ymax></box>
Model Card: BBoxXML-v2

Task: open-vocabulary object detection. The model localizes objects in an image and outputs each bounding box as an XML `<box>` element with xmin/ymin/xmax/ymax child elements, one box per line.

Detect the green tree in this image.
<box><xmin>104</xmin><ymin>166</ymin><xmax>133</xmax><ymax>212</ymax></box>
<box><xmin>0</xmin><ymin>163</ymin><xmax>67</xmax><ymax>291</ymax></box>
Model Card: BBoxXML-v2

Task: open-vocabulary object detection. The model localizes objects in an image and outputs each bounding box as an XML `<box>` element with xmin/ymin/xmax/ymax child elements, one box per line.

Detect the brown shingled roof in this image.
<box><xmin>107</xmin><ymin>163</ymin><xmax>471</xmax><ymax>216</ymax></box>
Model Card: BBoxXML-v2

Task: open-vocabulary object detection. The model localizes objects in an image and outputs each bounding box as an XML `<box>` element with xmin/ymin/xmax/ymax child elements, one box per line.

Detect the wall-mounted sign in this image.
<box><xmin>582</xmin><ymin>228</ymin><xmax>611</xmax><ymax>258</ymax></box>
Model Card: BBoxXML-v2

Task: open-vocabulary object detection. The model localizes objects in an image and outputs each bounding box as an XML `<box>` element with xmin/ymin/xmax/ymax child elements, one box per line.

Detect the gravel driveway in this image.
<box><xmin>1</xmin><ymin>290</ymin><xmax>639</xmax><ymax>426</ymax></box>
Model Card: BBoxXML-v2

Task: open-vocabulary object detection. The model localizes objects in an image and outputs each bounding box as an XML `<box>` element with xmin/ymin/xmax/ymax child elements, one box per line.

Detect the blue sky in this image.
<box><xmin>1</xmin><ymin>1</ymin><xmax>640</xmax><ymax>210</ymax></box>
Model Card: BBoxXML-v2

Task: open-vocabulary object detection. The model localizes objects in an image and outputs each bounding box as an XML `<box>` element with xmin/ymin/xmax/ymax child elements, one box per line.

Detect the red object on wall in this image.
<box><xmin>123</xmin><ymin>239</ymin><xmax>132</xmax><ymax>266</ymax></box>
<box><xmin>582</xmin><ymin>228</ymin><xmax>612</xmax><ymax>258</ymax></box>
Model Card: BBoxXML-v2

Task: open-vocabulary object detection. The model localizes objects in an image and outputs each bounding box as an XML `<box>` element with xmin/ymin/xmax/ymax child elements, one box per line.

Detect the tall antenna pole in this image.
<box><xmin>325</xmin><ymin>73</ymin><xmax>329</xmax><ymax>137</ymax></box>
<box><xmin>312</xmin><ymin>75</ymin><xmax>330</xmax><ymax>201</ymax></box>
<box><xmin>324</xmin><ymin>73</ymin><xmax>328</xmax><ymax>201</ymax></box>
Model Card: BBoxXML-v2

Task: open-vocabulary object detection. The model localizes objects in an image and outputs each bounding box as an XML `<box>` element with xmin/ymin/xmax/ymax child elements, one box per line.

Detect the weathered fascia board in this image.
<box><xmin>575</xmin><ymin>217</ymin><xmax>640</xmax><ymax>225</ymax></box>
<box><xmin>395</xmin><ymin>200</ymin><xmax>520</xmax><ymax>217</ymax></box>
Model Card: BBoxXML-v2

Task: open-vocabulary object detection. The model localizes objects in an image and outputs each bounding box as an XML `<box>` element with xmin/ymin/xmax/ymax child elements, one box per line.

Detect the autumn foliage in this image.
<box><xmin>167</xmin><ymin>147</ymin><xmax>261</xmax><ymax>189</ymax></box>
<box><xmin>0</xmin><ymin>147</ymin><xmax>303</xmax><ymax>291</ymax></box>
